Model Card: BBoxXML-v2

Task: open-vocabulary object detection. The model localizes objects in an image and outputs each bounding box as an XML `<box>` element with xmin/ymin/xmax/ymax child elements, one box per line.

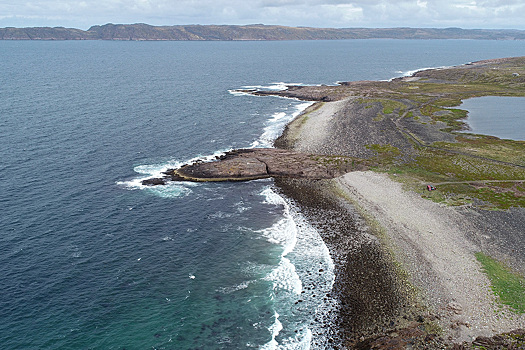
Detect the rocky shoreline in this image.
<box><xmin>267</xmin><ymin>59</ymin><xmax>525</xmax><ymax>348</ymax></box>
<box><xmin>142</xmin><ymin>148</ymin><xmax>367</xmax><ymax>185</ymax></box>
<box><xmin>145</xmin><ymin>57</ymin><xmax>525</xmax><ymax>348</ymax></box>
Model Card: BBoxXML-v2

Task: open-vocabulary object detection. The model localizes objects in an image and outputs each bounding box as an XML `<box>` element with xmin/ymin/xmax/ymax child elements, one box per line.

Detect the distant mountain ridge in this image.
<box><xmin>1</xmin><ymin>23</ymin><xmax>525</xmax><ymax>41</ymax></box>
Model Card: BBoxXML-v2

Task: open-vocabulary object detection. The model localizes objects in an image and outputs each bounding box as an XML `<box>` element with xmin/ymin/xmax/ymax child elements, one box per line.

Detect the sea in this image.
<box><xmin>1</xmin><ymin>39</ymin><xmax>524</xmax><ymax>350</ymax></box>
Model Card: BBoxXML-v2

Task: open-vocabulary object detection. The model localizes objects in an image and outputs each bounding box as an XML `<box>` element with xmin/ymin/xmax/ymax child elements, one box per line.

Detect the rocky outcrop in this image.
<box><xmin>142</xmin><ymin>148</ymin><xmax>367</xmax><ymax>185</ymax></box>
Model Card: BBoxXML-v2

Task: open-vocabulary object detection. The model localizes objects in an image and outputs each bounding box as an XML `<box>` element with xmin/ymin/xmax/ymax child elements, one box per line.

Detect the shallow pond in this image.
<box><xmin>460</xmin><ymin>96</ymin><xmax>525</xmax><ymax>141</ymax></box>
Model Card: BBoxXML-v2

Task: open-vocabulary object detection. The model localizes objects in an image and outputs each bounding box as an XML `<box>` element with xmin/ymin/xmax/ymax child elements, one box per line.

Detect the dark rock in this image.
<box><xmin>158</xmin><ymin>148</ymin><xmax>367</xmax><ymax>183</ymax></box>
<box><xmin>141</xmin><ymin>178</ymin><xmax>167</xmax><ymax>186</ymax></box>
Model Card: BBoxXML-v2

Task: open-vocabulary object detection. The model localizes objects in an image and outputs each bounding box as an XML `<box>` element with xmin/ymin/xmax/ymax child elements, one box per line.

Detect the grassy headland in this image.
<box><xmin>267</xmin><ymin>56</ymin><xmax>525</xmax><ymax>210</ymax></box>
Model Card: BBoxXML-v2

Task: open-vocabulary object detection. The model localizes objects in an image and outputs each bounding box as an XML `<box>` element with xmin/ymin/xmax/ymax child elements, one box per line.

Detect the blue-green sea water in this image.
<box><xmin>1</xmin><ymin>40</ymin><xmax>524</xmax><ymax>349</ymax></box>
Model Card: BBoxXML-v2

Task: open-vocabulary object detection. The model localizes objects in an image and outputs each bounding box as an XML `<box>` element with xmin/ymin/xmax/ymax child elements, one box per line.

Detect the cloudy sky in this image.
<box><xmin>1</xmin><ymin>0</ymin><xmax>524</xmax><ymax>30</ymax></box>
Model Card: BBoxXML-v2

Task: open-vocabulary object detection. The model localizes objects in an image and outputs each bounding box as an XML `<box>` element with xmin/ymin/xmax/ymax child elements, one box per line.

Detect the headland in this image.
<box><xmin>149</xmin><ymin>57</ymin><xmax>525</xmax><ymax>348</ymax></box>
<box><xmin>271</xmin><ymin>56</ymin><xmax>525</xmax><ymax>349</ymax></box>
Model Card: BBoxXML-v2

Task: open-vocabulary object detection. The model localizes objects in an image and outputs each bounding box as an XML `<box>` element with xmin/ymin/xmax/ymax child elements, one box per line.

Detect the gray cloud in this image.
<box><xmin>0</xmin><ymin>0</ymin><xmax>524</xmax><ymax>29</ymax></box>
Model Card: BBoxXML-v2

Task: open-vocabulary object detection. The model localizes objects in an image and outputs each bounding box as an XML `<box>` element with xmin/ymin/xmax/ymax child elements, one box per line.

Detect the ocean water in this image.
<box><xmin>460</xmin><ymin>96</ymin><xmax>525</xmax><ymax>141</ymax></box>
<box><xmin>1</xmin><ymin>39</ymin><xmax>524</xmax><ymax>350</ymax></box>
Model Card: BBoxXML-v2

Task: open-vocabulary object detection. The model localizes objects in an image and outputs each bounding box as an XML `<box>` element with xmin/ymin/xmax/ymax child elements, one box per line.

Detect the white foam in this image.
<box><xmin>147</xmin><ymin>183</ymin><xmax>194</xmax><ymax>198</ymax></box>
<box><xmin>264</xmin><ymin>257</ymin><xmax>302</xmax><ymax>294</ymax></box>
<box><xmin>117</xmin><ymin>149</ymin><xmax>231</xmax><ymax>197</ymax></box>
<box><xmin>258</xmin><ymin>186</ymin><xmax>335</xmax><ymax>350</ymax></box>
<box><xmin>260</xmin><ymin>313</ymin><xmax>312</xmax><ymax>350</ymax></box>
<box><xmin>208</xmin><ymin>211</ymin><xmax>233</xmax><ymax>219</ymax></box>
<box><xmin>228</xmin><ymin>89</ymin><xmax>254</xmax><ymax>97</ymax></box>
<box><xmin>234</xmin><ymin>200</ymin><xmax>250</xmax><ymax>213</ymax></box>
<box><xmin>259</xmin><ymin>187</ymin><xmax>302</xmax><ymax>297</ymax></box>
<box><xmin>251</xmin><ymin>102</ymin><xmax>313</xmax><ymax>149</ymax></box>
<box><xmin>228</xmin><ymin>81</ymin><xmax>314</xmax><ymax>149</ymax></box>
<box><xmin>259</xmin><ymin>187</ymin><xmax>297</xmax><ymax>256</ymax></box>
<box><xmin>230</xmin><ymin>82</ymin><xmax>324</xmax><ymax>98</ymax></box>
<box><xmin>261</xmin><ymin>187</ymin><xmax>287</xmax><ymax>206</ymax></box>
<box><xmin>217</xmin><ymin>280</ymin><xmax>253</xmax><ymax>294</ymax></box>
<box><xmin>260</xmin><ymin>312</ymin><xmax>283</xmax><ymax>350</ymax></box>
<box><xmin>241</xmin><ymin>82</ymin><xmax>292</xmax><ymax>91</ymax></box>
<box><xmin>388</xmin><ymin>65</ymin><xmax>454</xmax><ymax>81</ymax></box>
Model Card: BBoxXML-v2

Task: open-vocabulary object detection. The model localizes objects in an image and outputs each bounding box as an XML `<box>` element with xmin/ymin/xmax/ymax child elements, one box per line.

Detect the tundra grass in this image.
<box><xmin>373</xmin><ymin>145</ymin><xmax>525</xmax><ymax>209</ymax></box>
<box><xmin>475</xmin><ymin>252</ymin><xmax>525</xmax><ymax>314</ymax></box>
<box><xmin>434</xmin><ymin>135</ymin><xmax>525</xmax><ymax>166</ymax></box>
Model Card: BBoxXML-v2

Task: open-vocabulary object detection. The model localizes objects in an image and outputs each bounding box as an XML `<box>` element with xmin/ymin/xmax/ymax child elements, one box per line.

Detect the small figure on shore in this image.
<box><xmin>427</xmin><ymin>185</ymin><xmax>436</xmax><ymax>191</ymax></box>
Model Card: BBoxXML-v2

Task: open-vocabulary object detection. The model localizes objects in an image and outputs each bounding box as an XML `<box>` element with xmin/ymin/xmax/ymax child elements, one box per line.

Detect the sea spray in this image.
<box><xmin>116</xmin><ymin>83</ymin><xmax>325</xmax><ymax>348</ymax></box>
<box><xmin>387</xmin><ymin>65</ymin><xmax>454</xmax><ymax>81</ymax></box>
<box><xmin>118</xmin><ymin>89</ymin><xmax>312</xmax><ymax>193</ymax></box>
<box><xmin>251</xmin><ymin>102</ymin><xmax>313</xmax><ymax>148</ymax></box>
<box><xmin>6</xmin><ymin>37</ymin><xmax>525</xmax><ymax>350</ymax></box>
<box><xmin>116</xmin><ymin>149</ymin><xmax>230</xmax><ymax>196</ymax></box>
<box><xmin>259</xmin><ymin>187</ymin><xmax>335</xmax><ymax>349</ymax></box>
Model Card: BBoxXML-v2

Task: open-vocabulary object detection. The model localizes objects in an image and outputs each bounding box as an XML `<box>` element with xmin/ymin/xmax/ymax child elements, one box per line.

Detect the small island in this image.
<box><xmin>149</xmin><ymin>57</ymin><xmax>525</xmax><ymax>348</ymax></box>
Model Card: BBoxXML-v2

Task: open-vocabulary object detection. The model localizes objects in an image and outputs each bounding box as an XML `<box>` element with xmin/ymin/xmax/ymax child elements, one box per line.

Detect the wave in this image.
<box><xmin>262</xmin><ymin>312</ymin><xmax>312</xmax><ymax>350</ymax></box>
<box><xmin>241</xmin><ymin>82</ymin><xmax>298</xmax><ymax>91</ymax></box>
<box><xmin>251</xmin><ymin>102</ymin><xmax>313</xmax><ymax>149</ymax></box>
<box><xmin>259</xmin><ymin>187</ymin><xmax>335</xmax><ymax>350</ymax></box>
<box><xmin>216</xmin><ymin>280</ymin><xmax>253</xmax><ymax>294</ymax></box>
<box><xmin>388</xmin><ymin>65</ymin><xmax>454</xmax><ymax>81</ymax></box>
<box><xmin>116</xmin><ymin>149</ymin><xmax>230</xmax><ymax>197</ymax></box>
<box><xmin>118</xmin><ymin>92</ymin><xmax>311</xmax><ymax>196</ymax></box>
<box><xmin>227</xmin><ymin>82</ymin><xmax>290</xmax><ymax>96</ymax></box>
<box><xmin>228</xmin><ymin>82</ymin><xmax>323</xmax><ymax>96</ymax></box>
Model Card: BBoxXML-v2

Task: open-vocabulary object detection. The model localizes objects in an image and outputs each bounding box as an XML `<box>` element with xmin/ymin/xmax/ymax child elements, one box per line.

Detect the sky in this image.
<box><xmin>1</xmin><ymin>0</ymin><xmax>525</xmax><ymax>30</ymax></box>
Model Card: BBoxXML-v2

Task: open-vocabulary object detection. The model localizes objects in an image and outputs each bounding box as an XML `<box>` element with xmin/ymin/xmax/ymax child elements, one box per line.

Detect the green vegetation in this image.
<box><xmin>367</xmin><ymin>144</ymin><xmax>402</xmax><ymax>166</ymax></box>
<box><xmin>380</xmin><ymin>147</ymin><xmax>525</xmax><ymax>209</ymax></box>
<box><xmin>276</xmin><ymin>57</ymin><xmax>525</xmax><ymax>210</ymax></box>
<box><xmin>361</xmin><ymin>98</ymin><xmax>407</xmax><ymax>116</ymax></box>
<box><xmin>359</xmin><ymin>58</ymin><xmax>525</xmax><ymax>209</ymax></box>
<box><xmin>434</xmin><ymin>135</ymin><xmax>525</xmax><ymax>166</ymax></box>
<box><xmin>432</xmin><ymin>108</ymin><xmax>468</xmax><ymax>132</ymax></box>
<box><xmin>475</xmin><ymin>252</ymin><xmax>525</xmax><ymax>314</ymax></box>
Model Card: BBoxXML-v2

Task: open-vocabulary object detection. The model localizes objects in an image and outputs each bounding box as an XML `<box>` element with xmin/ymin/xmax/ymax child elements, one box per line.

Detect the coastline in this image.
<box><xmin>272</xmin><ymin>93</ymin><xmax>525</xmax><ymax>347</ymax></box>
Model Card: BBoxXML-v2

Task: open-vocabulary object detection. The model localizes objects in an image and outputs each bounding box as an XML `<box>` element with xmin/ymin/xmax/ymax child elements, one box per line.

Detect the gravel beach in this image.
<box><xmin>274</xmin><ymin>97</ymin><xmax>525</xmax><ymax>348</ymax></box>
<box><xmin>337</xmin><ymin>171</ymin><xmax>525</xmax><ymax>343</ymax></box>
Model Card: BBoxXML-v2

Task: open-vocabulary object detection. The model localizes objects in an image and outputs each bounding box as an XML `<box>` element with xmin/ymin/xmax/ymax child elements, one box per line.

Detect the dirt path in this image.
<box><xmin>429</xmin><ymin>179</ymin><xmax>525</xmax><ymax>186</ymax></box>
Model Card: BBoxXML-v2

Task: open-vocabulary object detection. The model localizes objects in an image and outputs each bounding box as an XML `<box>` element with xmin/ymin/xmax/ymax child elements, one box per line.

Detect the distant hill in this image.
<box><xmin>1</xmin><ymin>23</ymin><xmax>525</xmax><ymax>41</ymax></box>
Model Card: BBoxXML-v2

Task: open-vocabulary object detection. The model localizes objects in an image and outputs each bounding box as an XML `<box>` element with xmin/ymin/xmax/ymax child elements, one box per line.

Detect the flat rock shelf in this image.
<box><xmin>142</xmin><ymin>148</ymin><xmax>368</xmax><ymax>185</ymax></box>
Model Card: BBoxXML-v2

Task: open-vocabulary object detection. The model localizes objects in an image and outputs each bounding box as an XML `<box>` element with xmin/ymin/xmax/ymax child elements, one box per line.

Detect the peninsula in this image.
<box><xmin>152</xmin><ymin>57</ymin><xmax>525</xmax><ymax>348</ymax></box>
<box><xmin>2</xmin><ymin>23</ymin><xmax>525</xmax><ymax>41</ymax></box>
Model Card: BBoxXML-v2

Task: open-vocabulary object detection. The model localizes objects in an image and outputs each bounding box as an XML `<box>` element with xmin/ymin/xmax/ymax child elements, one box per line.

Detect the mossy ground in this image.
<box><xmin>276</xmin><ymin>58</ymin><xmax>525</xmax><ymax>210</ymax></box>
<box><xmin>356</xmin><ymin>58</ymin><xmax>525</xmax><ymax>210</ymax></box>
<box><xmin>475</xmin><ymin>252</ymin><xmax>525</xmax><ymax>314</ymax></box>
<box><xmin>374</xmin><ymin>146</ymin><xmax>525</xmax><ymax>209</ymax></box>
